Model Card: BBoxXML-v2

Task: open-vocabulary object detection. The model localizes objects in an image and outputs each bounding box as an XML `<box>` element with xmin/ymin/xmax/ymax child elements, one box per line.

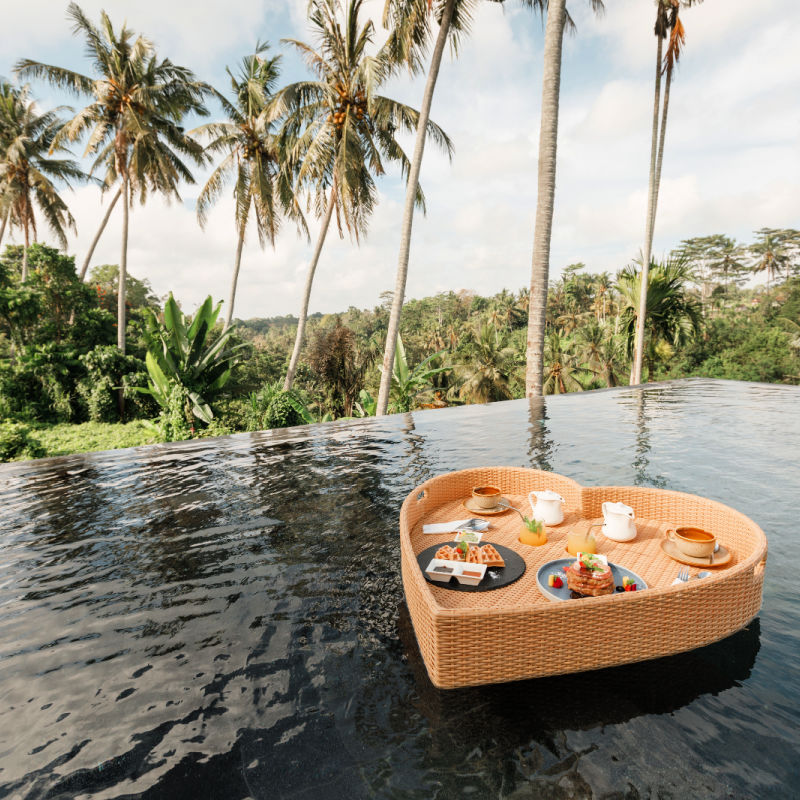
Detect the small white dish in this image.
<box><xmin>457</xmin><ymin>563</ymin><xmax>487</xmax><ymax>586</ymax></box>
<box><xmin>424</xmin><ymin>558</ymin><xmax>487</xmax><ymax>586</ymax></box>
<box><xmin>425</xmin><ymin>558</ymin><xmax>458</xmax><ymax>582</ymax></box>
<box><xmin>454</xmin><ymin>530</ymin><xmax>484</xmax><ymax>544</ymax></box>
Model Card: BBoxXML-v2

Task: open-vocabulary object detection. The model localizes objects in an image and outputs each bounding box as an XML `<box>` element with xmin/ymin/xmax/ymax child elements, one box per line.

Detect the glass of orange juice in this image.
<box><xmin>567</xmin><ymin>529</ymin><xmax>597</xmax><ymax>557</ymax></box>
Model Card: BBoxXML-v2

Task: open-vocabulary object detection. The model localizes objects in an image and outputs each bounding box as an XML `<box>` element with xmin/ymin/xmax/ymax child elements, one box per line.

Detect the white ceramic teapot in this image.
<box><xmin>601</xmin><ymin>501</ymin><xmax>637</xmax><ymax>542</ymax></box>
<box><xmin>528</xmin><ymin>490</ymin><xmax>565</xmax><ymax>526</ymax></box>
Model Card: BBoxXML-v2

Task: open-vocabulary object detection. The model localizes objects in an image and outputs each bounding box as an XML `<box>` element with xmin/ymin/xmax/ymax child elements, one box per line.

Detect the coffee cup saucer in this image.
<box><xmin>660</xmin><ymin>538</ymin><xmax>732</xmax><ymax>567</ymax></box>
<box><xmin>462</xmin><ymin>496</ymin><xmax>512</xmax><ymax>515</ymax></box>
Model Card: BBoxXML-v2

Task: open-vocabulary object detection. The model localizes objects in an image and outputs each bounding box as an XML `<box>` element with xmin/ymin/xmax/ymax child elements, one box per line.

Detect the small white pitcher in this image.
<box><xmin>528</xmin><ymin>490</ymin><xmax>565</xmax><ymax>526</ymax></box>
<box><xmin>601</xmin><ymin>501</ymin><xmax>637</xmax><ymax>542</ymax></box>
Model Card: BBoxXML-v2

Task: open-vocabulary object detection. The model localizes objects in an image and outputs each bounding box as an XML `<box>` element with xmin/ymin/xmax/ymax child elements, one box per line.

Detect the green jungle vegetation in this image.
<box><xmin>1</xmin><ymin>238</ymin><xmax>798</xmax><ymax>461</ymax></box>
<box><xmin>1</xmin><ymin>3</ymin><xmax>799</xmax><ymax>462</ymax></box>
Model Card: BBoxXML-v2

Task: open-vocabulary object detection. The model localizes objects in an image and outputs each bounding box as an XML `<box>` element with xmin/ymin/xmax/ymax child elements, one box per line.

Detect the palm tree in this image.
<box><xmin>376</xmin><ymin>0</ymin><xmax>459</xmax><ymax>416</ymax></box>
<box><xmin>279</xmin><ymin>0</ymin><xmax>452</xmax><ymax>392</ymax></box>
<box><xmin>618</xmin><ymin>256</ymin><xmax>700</xmax><ymax>380</ymax></box>
<box><xmin>711</xmin><ymin>236</ymin><xmax>747</xmax><ymax>293</ymax></box>
<box><xmin>16</xmin><ymin>3</ymin><xmax>210</xmax><ymax>355</ymax></box>
<box><xmin>526</xmin><ymin>0</ymin><xmax>604</xmax><ymax>398</ymax></box>
<box><xmin>0</xmin><ymin>80</ymin><xmax>16</xmax><ymax>249</ymax></box>
<box><xmin>542</xmin><ymin>331</ymin><xmax>590</xmax><ymax>394</ymax></box>
<box><xmin>457</xmin><ymin>322</ymin><xmax>515</xmax><ymax>403</ymax></box>
<box><xmin>193</xmin><ymin>43</ymin><xmax>304</xmax><ymax>331</ymax></box>
<box><xmin>675</xmin><ymin>234</ymin><xmax>747</xmax><ymax>308</ymax></box>
<box><xmin>591</xmin><ymin>271</ymin><xmax>613</xmax><ymax>322</ymax></box>
<box><xmin>378</xmin><ymin>0</ymin><xmax>554</xmax><ymax>414</ymax></box>
<box><xmin>0</xmin><ymin>82</ymin><xmax>83</xmax><ymax>281</ymax></box>
<box><xmin>576</xmin><ymin>319</ymin><xmax>623</xmax><ymax>387</ymax></box>
<box><xmin>750</xmin><ymin>228</ymin><xmax>795</xmax><ymax>293</ymax></box>
<box><xmin>630</xmin><ymin>0</ymin><xmax>703</xmax><ymax>385</ymax></box>
<box><xmin>555</xmin><ymin>300</ymin><xmax>586</xmax><ymax>335</ymax></box>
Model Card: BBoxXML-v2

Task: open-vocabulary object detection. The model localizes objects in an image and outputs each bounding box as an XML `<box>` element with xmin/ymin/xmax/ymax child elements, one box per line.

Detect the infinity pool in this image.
<box><xmin>0</xmin><ymin>379</ymin><xmax>797</xmax><ymax>798</ymax></box>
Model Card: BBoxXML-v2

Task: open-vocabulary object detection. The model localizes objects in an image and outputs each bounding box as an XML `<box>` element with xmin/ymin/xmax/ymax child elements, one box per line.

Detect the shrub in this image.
<box><xmin>149</xmin><ymin>384</ymin><xmax>194</xmax><ymax>442</ymax></box>
<box><xmin>245</xmin><ymin>382</ymin><xmax>314</xmax><ymax>430</ymax></box>
<box><xmin>137</xmin><ymin>294</ymin><xmax>245</xmax><ymax>426</ymax></box>
<box><xmin>0</xmin><ymin>420</ymin><xmax>45</xmax><ymax>461</ymax></box>
<box><xmin>8</xmin><ymin>343</ymin><xmax>83</xmax><ymax>422</ymax></box>
<box><xmin>78</xmin><ymin>346</ymin><xmax>155</xmax><ymax>422</ymax></box>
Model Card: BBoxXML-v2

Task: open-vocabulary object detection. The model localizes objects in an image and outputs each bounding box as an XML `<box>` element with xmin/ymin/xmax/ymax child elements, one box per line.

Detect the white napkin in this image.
<box><xmin>422</xmin><ymin>519</ymin><xmax>490</xmax><ymax>534</ymax></box>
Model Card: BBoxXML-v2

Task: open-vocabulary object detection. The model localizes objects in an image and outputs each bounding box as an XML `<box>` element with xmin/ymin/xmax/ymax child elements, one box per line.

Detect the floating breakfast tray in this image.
<box><xmin>399</xmin><ymin>467</ymin><xmax>767</xmax><ymax>689</ymax></box>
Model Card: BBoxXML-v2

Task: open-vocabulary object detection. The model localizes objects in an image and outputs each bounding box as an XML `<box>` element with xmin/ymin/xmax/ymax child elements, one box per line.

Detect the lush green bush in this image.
<box><xmin>695</xmin><ymin>327</ymin><xmax>799</xmax><ymax>383</ymax></box>
<box><xmin>78</xmin><ymin>345</ymin><xmax>156</xmax><ymax>422</ymax></box>
<box><xmin>138</xmin><ymin>294</ymin><xmax>245</xmax><ymax>428</ymax></box>
<box><xmin>1</xmin><ymin>343</ymin><xmax>84</xmax><ymax>422</ymax></box>
<box><xmin>0</xmin><ymin>244</ymin><xmax>114</xmax><ymax>350</ymax></box>
<box><xmin>0</xmin><ymin>420</ymin><xmax>45</xmax><ymax>461</ymax></box>
<box><xmin>245</xmin><ymin>382</ymin><xmax>314</xmax><ymax>430</ymax></box>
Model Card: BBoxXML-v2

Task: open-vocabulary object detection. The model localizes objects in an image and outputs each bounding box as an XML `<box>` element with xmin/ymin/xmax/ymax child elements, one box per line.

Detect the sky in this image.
<box><xmin>1</xmin><ymin>0</ymin><xmax>798</xmax><ymax>320</ymax></box>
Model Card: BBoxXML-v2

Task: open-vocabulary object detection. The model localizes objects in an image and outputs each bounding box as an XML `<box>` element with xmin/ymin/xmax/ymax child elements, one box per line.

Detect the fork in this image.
<box><xmin>677</xmin><ymin>567</ymin><xmax>690</xmax><ymax>582</ymax></box>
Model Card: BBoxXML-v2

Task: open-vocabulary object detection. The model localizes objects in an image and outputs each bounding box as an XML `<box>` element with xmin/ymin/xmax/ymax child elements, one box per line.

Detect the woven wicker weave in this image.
<box><xmin>399</xmin><ymin>468</ymin><xmax>767</xmax><ymax>689</ymax></box>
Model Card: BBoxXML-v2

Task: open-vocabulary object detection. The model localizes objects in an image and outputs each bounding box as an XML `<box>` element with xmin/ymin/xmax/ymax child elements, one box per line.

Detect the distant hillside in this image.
<box><xmin>235</xmin><ymin>312</ymin><xmax>323</xmax><ymax>337</ymax></box>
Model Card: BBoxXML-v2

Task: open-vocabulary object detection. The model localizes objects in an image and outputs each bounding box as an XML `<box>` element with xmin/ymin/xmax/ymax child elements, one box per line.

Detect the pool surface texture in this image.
<box><xmin>0</xmin><ymin>378</ymin><xmax>797</xmax><ymax>799</ymax></box>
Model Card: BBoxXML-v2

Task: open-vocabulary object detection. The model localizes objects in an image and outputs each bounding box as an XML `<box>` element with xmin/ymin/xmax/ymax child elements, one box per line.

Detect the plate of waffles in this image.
<box><xmin>416</xmin><ymin>541</ymin><xmax>526</xmax><ymax>592</ymax></box>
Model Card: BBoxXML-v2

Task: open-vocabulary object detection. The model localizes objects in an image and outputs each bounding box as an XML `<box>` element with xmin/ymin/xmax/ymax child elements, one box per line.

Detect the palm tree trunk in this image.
<box><xmin>80</xmin><ymin>187</ymin><xmax>122</xmax><ymax>281</ymax></box>
<box><xmin>0</xmin><ymin>211</ymin><xmax>7</xmax><ymax>248</ymax></box>
<box><xmin>631</xmin><ymin>31</ymin><xmax>665</xmax><ymax>386</ymax></box>
<box><xmin>283</xmin><ymin>182</ymin><xmax>337</xmax><ymax>392</ymax></box>
<box><xmin>653</xmin><ymin>63</ymin><xmax>672</xmax><ymax>238</ymax></box>
<box><xmin>117</xmin><ymin>173</ymin><xmax>129</xmax><ymax>419</ymax></box>
<box><xmin>224</xmin><ymin>225</ymin><xmax>247</xmax><ymax>332</ymax></box>
<box><xmin>22</xmin><ymin>221</ymin><xmax>30</xmax><ymax>282</ymax></box>
<box><xmin>375</xmin><ymin>0</ymin><xmax>456</xmax><ymax>417</ymax></box>
<box><xmin>68</xmin><ymin>187</ymin><xmax>124</xmax><ymax>325</ymax></box>
<box><xmin>118</xmin><ymin>174</ymin><xmax>129</xmax><ymax>354</ymax></box>
<box><xmin>525</xmin><ymin>0</ymin><xmax>567</xmax><ymax>397</ymax></box>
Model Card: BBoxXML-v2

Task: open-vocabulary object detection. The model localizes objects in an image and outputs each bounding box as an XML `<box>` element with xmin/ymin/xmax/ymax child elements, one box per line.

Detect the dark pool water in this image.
<box><xmin>0</xmin><ymin>378</ymin><xmax>798</xmax><ymax>799</ymax></box>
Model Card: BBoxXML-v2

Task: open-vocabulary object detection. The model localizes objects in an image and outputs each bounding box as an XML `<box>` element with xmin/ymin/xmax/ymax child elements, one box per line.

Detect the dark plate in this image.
<box><xmin>536</xmin><ymin>557</ymin><xmax>648</xmax><ymax>601</ymax></box>
<box><xmin>416</xmin><ymin>542</ymin><xmax>525</xmax><ymax>592</ymax></box>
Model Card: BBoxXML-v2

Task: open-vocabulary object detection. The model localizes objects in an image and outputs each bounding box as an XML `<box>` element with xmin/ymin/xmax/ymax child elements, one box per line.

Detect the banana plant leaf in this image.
<box><xmin>133</xmin><ymin>294</ymin><xmax>245</xmax><ymax>426</ymax></box>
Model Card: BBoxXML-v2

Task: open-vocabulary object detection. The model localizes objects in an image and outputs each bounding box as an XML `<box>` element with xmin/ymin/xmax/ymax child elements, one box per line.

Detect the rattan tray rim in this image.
<box><xmin>399</xmin><ymin>466</ymin><xmax>767</xmax><ymax>687</ymax></box>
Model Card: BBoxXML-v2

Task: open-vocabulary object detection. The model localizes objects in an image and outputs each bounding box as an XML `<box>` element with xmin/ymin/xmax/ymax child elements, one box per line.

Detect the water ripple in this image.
<box><xmin>0</xmin><ymin>379</ymin><xmax>797</xmax><ymax>798</ymax></box>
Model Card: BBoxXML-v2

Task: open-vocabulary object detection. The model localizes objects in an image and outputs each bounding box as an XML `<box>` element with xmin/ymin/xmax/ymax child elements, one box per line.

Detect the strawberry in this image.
<box><xmin>552</xmin><ymin>576</ymin><xmax>563</xmax><ymax>589</ymax></box>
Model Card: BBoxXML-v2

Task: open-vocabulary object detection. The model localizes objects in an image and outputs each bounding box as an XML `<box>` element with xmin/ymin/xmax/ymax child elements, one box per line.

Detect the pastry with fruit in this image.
<box><xmin>566</xmin><ymin>552</ymin><xmax>614</xmax><ymax>597</ymax></box>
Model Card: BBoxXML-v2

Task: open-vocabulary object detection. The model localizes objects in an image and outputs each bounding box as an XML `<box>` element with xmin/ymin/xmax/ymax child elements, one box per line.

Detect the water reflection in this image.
<box><xmin>0</xmin><ymin>380</ymin><xmax>796</xmax><ymax>798</ymax></box>
<box><xmin>632</xmin><ymin>389</ymin><xmax>667</xmax><ymax>487</ymax></box>
<box><xmin>398</xmin><ymin>604</ymin><xmax>761</xmax><ymax>729</ymax></box>
<box><xmin>527</xmin><ymin>395</ymin><xmax>555</xmax><ymax>470</ymax></box>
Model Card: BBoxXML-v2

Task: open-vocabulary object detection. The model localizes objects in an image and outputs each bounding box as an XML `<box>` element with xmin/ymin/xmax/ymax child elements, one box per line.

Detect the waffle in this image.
<box><xmin>478</xmin><ymin>544</ymin><xmax>505</xmax><ymax>567</ymax></box>
<box><xmin>435</xmin><ymin>545</ymin><xmax>460</xmax><ymax>561</ymax></box>
<box><xmin>434</xmin><ymin>543</ymin><xmax>505</xmax><ymax>567</ymax></box>
<box><xmin>465</xmin><ymin>544</ymin><xmax>505</xmax><ymax>567</ymax></box>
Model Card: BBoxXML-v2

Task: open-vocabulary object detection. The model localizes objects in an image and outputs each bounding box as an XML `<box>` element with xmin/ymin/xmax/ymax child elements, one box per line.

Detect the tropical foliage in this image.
<box><xmin>193</xmin><ymin>42</ymin><xmax>303</xmax><ymax>330</ymax></box>
<box><xmin>16</xmin><ymin>2</ymin><xmax>210</xmax><ymax>355</ymax></box>
<box><xmin>279</xmin><ymin>0</ymin><xmax>452</xmax><ymax>392</ymax></box>
<box><xmin>0</xmin><ymin>1</ymin><xmax>798</xmax><ymax>463</ymax></box>
<box><xmin>139</xmin><ymin>294</ymin><xmax>245</xmax><ymax>434</ymax></box>
<box><xmin>0</xmin><ymin>81</ymin><xmax>84</xmax><ymax>280</ymax></box>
